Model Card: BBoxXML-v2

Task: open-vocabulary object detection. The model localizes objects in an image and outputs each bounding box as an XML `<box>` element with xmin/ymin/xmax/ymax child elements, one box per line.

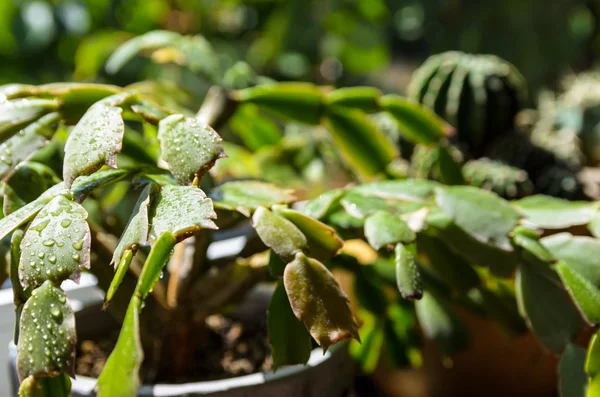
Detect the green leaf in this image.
<box><xmin>229</xmin><ymin>104</ymin><xmax>282</xmax><ymax>151</ymax></box>
<box><xmin>0</xmin><ymin>183</ymin><xmax>66</xmax><ymax>242</ymax></box>
<box><xmin>379</xmin><ymin>95</ymin><xmax>447</xmax><ymax>145</ymax></box>
<box><xmin>542</xmin><ymin>234</ymin><xmax>600</xmax><ymax>287</ymax></box>
<box><xmin>586</xmin><ymin>332</ymin><xmax>600</xmax><ymax>397</ymax></box>
<box><xmin>284</xmin><ymin>252</ymin><xmax>359</xmax><ymax>351</ymax></box>
<box><xmin>19</xmin><ymin>374</ymin><xmax>71</xmax><ymax>397</ymax></box>
<box><xmin>395</xmin><ymin>243</ymin><xmax>422</xmax><ymax>300</ymax></box>
<box><xmin>70</xmin><ymin>168</ymin><xmax>129</xmax><ymax>202</ymax></box>
<box><xmin>516</xmin><ymin>262</ymin><xmax>584</xmax><ymax>353</ymax></box>
<box><xmin>325</xmin><ymin>87</ymin><xmax>381</xmax><ymax>112</ymax></box>
<box><xmin>210</xmin><ymin>180</ymin><xmax>296</xmax><ymax>217</ymax></box>
<box><xmin>437</xmin><ymin>145</ymin><xmax>465</xmax><ymax>185</ymax></box>
<box><xmin>340</xmin><ymin>191</ymin><xmax>396</xmax><ymax>220</ymax></box>
<box><xmin>435</xmin><ymin>186</ymin><xmax>520</xmax><ymax>251</ymax></box>
<box><xmin>252</xmin><ymin>207</ymin><xmax>307</xmax><ymax>261</ymax></box>
<box><xmin>97</xmin><ymin>295</ymin><xmax>143</xmax><ymax>397</ymax></box>
<box><xmin>62</xmin><ymin>93</ymin><xmax>134</xmax><ymax>187</ymax></box>
<box><xmin>364</xmin><ymin>211</ymin><xmax>416</xmax><ymax>250</ymax></box>
<box><xmin>427</xmin><ymin>211</ymin><xmax>519</xmax><ymax>277</ymax></box>
<box><xmin>352</xmin><ymin>179</ymin><xmax>438</xmax><ymax>201</ymax></box>
<box><xmin>301</xmin><ymin>189</ymin><xmax>344</xmax><ymax>219</ymax></box>
<box><xmin>112</xmin><ymin>184</ymin><xmax>154</xmax><ymax>266</ymax></box>
<box><xmin>349</xmin><ymin>310</ymin><xmax>384</xmax><ymax>373</ymax></box>
<box><xmin>136</xmin><ymin>232</ymin><xmax>177</xmax><ymax>300</ymax></box>
<box><xmin>19</xmin><ymin>196</ymin><xmax>90</xmax><ymax>288</ymax></box>
<box><xmin>235</xmin><ymin>83</ymin><xmax>324</xmax><ymax>125</ymax></box>
<box><xmin>17</xmin><ymin>281</ymin><xmax>76</xmax><ymax>380</ymax></box>
<box><xmin>177</xmin><ymin>34</ymin><xmax>219</xmax><ymax>80</ymax></box>
<box><xmin>105</xmin><ymin>30</ymin><xmax>183</xmax><ymax>74</ymax></box>
<box><xmin>326</xmin><ymin>106</ymin><xmax>397</xmax><ymax>179</ymax></box>
<box><xmin>559</xmin><ymin>344</ymin><xmax>588</xmax><ymax>397</ymax></box>
<box><xmin>148</xmin><ymin>185</ymin><xmax>217</xmax><ymax>243</ymax></box>
<box><xmin>589</xmin><ymin>211</ymin><xmax>600</xmax><ymax>238</ymax></box>
<box><xmin>272</xmin><ymin>205</ymin><xmax>343</xmax><ymax>262</ymax></box>
<box><xmin>268</xmin><ymin>281</ymin><xmax>313</xmax><ymax>369</ymax></box>
<box><xmin>0</xmin><ymin>113</ymin><xmax>59</xmax><ymax>179</ymax></box>
<box><xmin>158</xmin><ymin>114</ymin><xmax>225</xmax><ymax>185</ymax></box>
<box><xmin>414</xmin><ymin>291</ymin><xmax>467</xmax><ymax>355</ymax></box>
<box><xmin>4</xmin><ymin>162</ymin><xmax>58</xmax><ymax>216</ymax></box>
<box><xmin>0</xmin><ymin>99</ymin><xmax>58</xmax><ymax>140</ymax></box>
<box><xmin>513</xmin><ymin>195</ymin><xmax>595</xmax><ymax>229</ymax></box>
<box><xmin>556</xmin><ymin>262</ymin><xmax>600</xmax><ymax>325</ymax></box>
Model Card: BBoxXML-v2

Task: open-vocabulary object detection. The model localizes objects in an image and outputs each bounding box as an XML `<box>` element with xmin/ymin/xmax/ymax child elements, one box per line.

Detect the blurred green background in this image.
<box><xmin>1</xmin><ymin>0</ymin><xmax>599</xmax><ymax>99</ymax></box>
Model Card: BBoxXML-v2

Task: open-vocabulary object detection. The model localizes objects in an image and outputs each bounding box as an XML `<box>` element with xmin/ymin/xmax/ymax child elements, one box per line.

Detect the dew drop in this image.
<box><xmin>60</xmin><ymin>219</ymin><xmax>71</xmax><ymax>228</ymax></box>
<box><xmin>72</xmin><ymin>240</ymin><xmax>83</xmax><ymax>251</ymax></box>
<box><xmin>42</xmin><ymin>239</ymin><xmax>55</xmax><ymax>247</ymax></box>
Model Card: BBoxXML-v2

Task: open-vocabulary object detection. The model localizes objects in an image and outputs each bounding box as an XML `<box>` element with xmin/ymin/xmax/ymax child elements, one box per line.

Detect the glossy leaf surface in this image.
<box><xmin>19</xmin><ymin>196</ymin><xmax>90</xmax><ymax>288</ymax></box>
<box><xmin>284</xmin><ymin>253</ymin><xmax>359</xmax><ymax>351</ymax></box>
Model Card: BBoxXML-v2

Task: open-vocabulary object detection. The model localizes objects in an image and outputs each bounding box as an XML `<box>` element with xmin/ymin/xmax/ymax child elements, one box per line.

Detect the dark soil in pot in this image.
<box><xmin>75</xmin><ymin>311</ymin><xmax>276</xmax><ymax>384</ymax></box>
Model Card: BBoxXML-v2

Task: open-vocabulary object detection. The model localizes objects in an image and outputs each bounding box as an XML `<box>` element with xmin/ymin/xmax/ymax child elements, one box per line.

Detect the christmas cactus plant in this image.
<box><xmin>0</xmin><ymin>83</ymin><xmax>370</xmax><ymax>396</ymax></box>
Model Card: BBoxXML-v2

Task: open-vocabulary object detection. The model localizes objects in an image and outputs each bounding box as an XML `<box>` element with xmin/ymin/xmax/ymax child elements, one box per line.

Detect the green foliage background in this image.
<box><xmin>2</xmin><ymin>0</ymin><xmax>599</xmax><ymax>96</ymax></box>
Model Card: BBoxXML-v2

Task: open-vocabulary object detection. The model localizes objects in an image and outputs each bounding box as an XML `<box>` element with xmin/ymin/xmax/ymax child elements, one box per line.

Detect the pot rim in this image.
<box><xmin>8</xmin><ymin>341</ymin><xmax>346</xmax><ymax>396</ymax></box>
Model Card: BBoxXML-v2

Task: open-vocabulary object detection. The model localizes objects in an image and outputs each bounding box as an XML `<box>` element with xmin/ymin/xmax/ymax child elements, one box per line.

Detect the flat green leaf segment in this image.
<box><xmin>268</xmin><ymin>281</ymin><xmax>312</xmax><ymax>369</ymax></box>
<box><xmin>514</xmin><ymin>195</ymin><xmax>596</xmax><ymax>229</ymax></box>
<box><xmin>0</xmin><ymin>183</ymin><xmax>67</xmax><ymax>242</ymax></box>
<box><xmin>149</xmin><ymin>185</ymin><xmax>217</xmax><ymax>242</ymax></box>
<box><xmin>272</xmin><ymin>205</ymin><xmax>342</xmax><ymax>262</ymax></box>
<box><xmin>112</xmin><ymin>184</ymin><xmax>154</xmax><ymax>266</ymax></box>
<box><xmin>283</xmin><ymin>253</ymin><xmax>359</xmax><ymax>351</ymax></box>
<box><xmin>17</xmin><ymin>281</ymin><xmax>76</xmax><ymax>380</ymax></box>
<box><xmin>542</xmin><ymin>234</ymin><xmax>600</xmax><ymax>286</ymax></box>
<box><xmin>364</xmin><ymin>211</ymin><xmax>416</xmax><ymax>250</ymax></box>
<box><xmin>379</xmin><ymin>95</ymin><xmax>447</xmax><ymax>145</ymax></box>
<box><xmin>105</xmin><ymin>30</ymin><xmax>183</xmax><ymax>74</ymax></box>
<box><xmin>158</xmin><ymin>114</ymin><xmax>225</xmax><ymax>185</ymax></box>
<box><xmin>70</xmin><ymin>168</ymin><xmax>129</xmax><ymax>202</ymax></box>
<box><xmin>435</xmin><ymin>186</ymin><xmax>520</xmax><ymax>251</ymax></box>
<box><xmin>516</xmin><ymin>263</ymin><xmax>584</xmax><ymax>353</ymax></box>
<box><xmin>0</xmin><ymin>99</ymin><xmax>58</xmax><ymax>138</ymax></box>
<box><xmin>63</xmin><ymin>93</ymin><xmax>132</xmax><ymax>187</ymax></box>
<box><xmin>235</xmin><ymin>83</ymin><xmax>323</xmax><ymax>125</ymax></box>
<box><xmin>0</xmin><ymin>113</ymin><xmax>59</xmax><ymax>179</ymax></box>
<box><xmin>326</xmin><ymin>107</ymin><xmax>397</xmax><ymax>179</ymax></box>
<box><xmin>19</xmin><ymin>196</ymin><xmax>90</xmax><ymax>288</ymax></box>
<box><xmin>559</xmin><ymin>344</ymin><xmax>588</xmax><ymax>397</ymax></box>
<box><xmin>211</xmin><ymin>181</ymin><xmax>295</xmax><ymax>216</ymax></box>
<box><xmin>97</xmin><ymin>296</ymin><xmax>143</xmax><ymax>397</ymax></box>
<box><xmin>253</xmin><ymin>207</ymin><xmax>307</xmax><ymax>261</ymax></box>
<box><xmin>395</xmin><ymin>243</ymin><xmax>422</xmax><ymax>300</ymax></box>
<box><xmin>557</xmin><ymin>262</ymin><xmax>600</xmax><ymax>325</ymax></box>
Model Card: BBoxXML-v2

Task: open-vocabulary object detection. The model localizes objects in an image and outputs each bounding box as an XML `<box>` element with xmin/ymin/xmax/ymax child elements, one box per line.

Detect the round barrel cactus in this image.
<box><xmin>407</xmin><ymin>51</ymin><xmax>527</xmax><ymax>155</ymax></box>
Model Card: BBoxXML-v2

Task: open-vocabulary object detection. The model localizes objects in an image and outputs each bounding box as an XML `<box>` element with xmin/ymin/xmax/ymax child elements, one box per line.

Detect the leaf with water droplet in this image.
<box><xmin>17</xmin><ymin>281</ymin><xmax>76</xmax><ymax>380</ymax></box>
<box><xmin>19</xmin><ymin>196</ymin><xmax>90</xmax><ymax>288</ymax></box>
<box><xmin>395</xmin><ymin>243</ymin><xmax>422</xmax><ymax>300</ymax></box>
<box><xmin>0</xmin><ymin>98</ymin><xmax>58</xmax><ymax>141</ymax></box>
<box><xmin>210</xmin><ymin>180</ymin><xmax>296</xmax><ymax>216</ymax></box>
<box><xmin>0</xmin><ymin>113</ymin><xmax>59</xmax><ymax>180</ymax></box>
<box><xmin>0</xmin><ymin>183</ymin><xmax>67</xmax><ymax>243</ymax></box>
<box><xmin>112</xmin><ymin>184</ymin><xmax>155</xmax><ymax>267</ymax></box>
<box><xmin>63</xmin><ymin>93</ymin><xmax>135</xmax><ymax>188</ymax></box>
<box><xmin>157</xmin><ymin>114</ymin><xmax>226</xmax><ymax>185</ymax></box>
<box><xmin>70</xmin><ymin>168</ymin><xmax>129</xmax><ymax>202</ymax></box>
<box><xmin>149</xmin><ymin>185</ymin><xmax>217</xmax><ymax>243</ymax></box>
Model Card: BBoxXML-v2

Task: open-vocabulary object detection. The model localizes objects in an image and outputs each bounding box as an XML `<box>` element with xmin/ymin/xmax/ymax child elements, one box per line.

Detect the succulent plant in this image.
<box><xmin>530</xmin><ymin>72</ymin><xmax>600</xmax><ymax>169</ymax></box>
<box><xmin>405</xmin><ymin>52</ymin><xmax>585</xmax><ymax>199</ymax></box>
<box><xmin>407</xmin><ymin>51</ymin><xmax>528</xmax><ymax>156</ymax></box>
<box><xmin>304</xmin><ymin>178</ymin><xmax>600</xmax><ymax>397</ymax></box>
